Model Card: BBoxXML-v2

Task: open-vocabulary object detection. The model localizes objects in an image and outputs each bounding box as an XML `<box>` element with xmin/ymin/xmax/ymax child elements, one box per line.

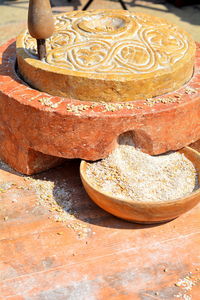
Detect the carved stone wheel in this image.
<box><xmin>0</xmin><ymin>39</ymin><xmax>199</xmax><ymax>174</ymax></box>
<box><xmin>16</xmin><ymin>9</ymin><xmax>196</xmax><ymax>102</ymax></box>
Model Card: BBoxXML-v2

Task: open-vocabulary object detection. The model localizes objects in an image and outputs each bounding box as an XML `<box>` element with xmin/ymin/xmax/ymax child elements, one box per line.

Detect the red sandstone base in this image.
<box><xmin>0</xmin><ymin>39</ymin><xmax>200</xmax><ymax>174</ymax></box>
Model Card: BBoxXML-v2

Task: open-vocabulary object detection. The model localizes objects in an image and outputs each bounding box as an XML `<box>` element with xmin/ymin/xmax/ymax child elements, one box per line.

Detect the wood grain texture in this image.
<box><xmin>0</xmin><ymin>158</ymin><xmax>200</xmax><ymax>299</ymax></box>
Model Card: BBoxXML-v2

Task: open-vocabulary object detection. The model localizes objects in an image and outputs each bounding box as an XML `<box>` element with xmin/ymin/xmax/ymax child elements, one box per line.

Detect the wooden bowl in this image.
<box><xmin>80</xmin><ymin>147</ymin><xmax>200</xmax><ymax>224</ymax></box>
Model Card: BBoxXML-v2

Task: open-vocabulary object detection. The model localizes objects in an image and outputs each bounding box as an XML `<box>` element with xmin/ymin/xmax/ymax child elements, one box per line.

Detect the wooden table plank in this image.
<box><xmin>0</xmin><ymin>160</ymin><xmax>200</xmax><ymax>299</ymax></box>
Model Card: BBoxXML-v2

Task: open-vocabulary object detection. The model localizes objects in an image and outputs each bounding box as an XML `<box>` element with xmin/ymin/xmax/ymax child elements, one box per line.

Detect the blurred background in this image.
<box><xmin>0</xmin><ymin>0</ymin><xmax>199</xmax><ymax>45</ymax></box>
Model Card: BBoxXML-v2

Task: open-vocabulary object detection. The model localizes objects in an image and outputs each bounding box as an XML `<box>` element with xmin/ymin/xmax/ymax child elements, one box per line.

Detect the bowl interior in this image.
<box><xmin>80</xmin><ymin>146</ymin><xmax>200</xmax><ymax>205</ymax></box>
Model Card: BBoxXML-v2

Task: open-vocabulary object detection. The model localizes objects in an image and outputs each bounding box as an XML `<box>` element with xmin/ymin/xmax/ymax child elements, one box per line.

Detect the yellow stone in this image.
<box><xmin>16</xmin><ymin>9</ymin><xmax>196</xmax><ymax>102</ymax></box>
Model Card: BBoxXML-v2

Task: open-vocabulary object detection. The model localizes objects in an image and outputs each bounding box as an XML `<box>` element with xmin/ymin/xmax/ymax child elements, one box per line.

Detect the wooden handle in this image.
<box><xmin>36</xmin><ymin>39</ymin><xmax>46</xmax><ymax>61</ymax></box>
<box><xmin>28</xmin><ymin>0</ymin><xmax>54</xmax><ymax>40</ymax></box>
<box><xmin>28</xmin><ymin>0</ymin><xmax>54</xmax><ymax>60</ymax></box>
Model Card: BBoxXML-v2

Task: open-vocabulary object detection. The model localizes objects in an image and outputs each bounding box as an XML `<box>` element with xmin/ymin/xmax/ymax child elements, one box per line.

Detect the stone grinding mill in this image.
<box><xmin>0</xmin><ymin>0</ymin><xmax>200</xmax><ymax>175</ymax></box>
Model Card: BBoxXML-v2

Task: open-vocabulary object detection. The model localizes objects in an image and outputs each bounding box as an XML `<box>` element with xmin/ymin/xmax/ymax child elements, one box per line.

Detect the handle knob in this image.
<box><xmin>28</xmin><ymin>0</ymin><xmax>54</xmax><ymax>60</ymax></box>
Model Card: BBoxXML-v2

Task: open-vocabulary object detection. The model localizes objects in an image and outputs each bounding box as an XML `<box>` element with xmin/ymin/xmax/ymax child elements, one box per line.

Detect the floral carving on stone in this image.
<box><xmin>23</xmin><ymin>10</ymin><xmax>192</xmax><ymax>75</ymax></box>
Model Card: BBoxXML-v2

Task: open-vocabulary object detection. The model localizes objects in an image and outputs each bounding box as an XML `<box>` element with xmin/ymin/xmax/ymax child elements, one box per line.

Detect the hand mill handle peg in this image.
<box><xmin>28</xmin><ymin>0</ymin><xmax>54</xmax><ymax>61</ymax></box>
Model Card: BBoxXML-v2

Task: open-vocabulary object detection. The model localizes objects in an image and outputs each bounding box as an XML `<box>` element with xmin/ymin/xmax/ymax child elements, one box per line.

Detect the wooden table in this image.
<box><xmin>0</xmin><ymin>159</ymin><xmax>200</xmax><ymax>299</ymax></box>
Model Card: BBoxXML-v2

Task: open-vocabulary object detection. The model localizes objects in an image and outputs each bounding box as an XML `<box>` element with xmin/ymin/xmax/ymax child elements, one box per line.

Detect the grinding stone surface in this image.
<box><xmin>16</xmin><ymin>9</ymin><xmax>196</xmax><ymax>102</ymax></box>
<box><xmin>1</xmin><ymin>39</ymin><xmax>200</xmax><ymax>174</ymax></box>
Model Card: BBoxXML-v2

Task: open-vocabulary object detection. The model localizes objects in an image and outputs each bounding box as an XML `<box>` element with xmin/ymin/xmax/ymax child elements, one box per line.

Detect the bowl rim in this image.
<box><xmin>80</xmin><ymin>146</ymin><xmax>200</xmax><ymax>206</ymax></box>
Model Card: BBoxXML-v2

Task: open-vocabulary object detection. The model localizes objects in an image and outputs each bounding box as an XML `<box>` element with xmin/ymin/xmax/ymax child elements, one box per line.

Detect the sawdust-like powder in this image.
<box><xmin>86</xmin><ymin>144</ymin><xmax>199</xmax><ymax>202</ymax></box>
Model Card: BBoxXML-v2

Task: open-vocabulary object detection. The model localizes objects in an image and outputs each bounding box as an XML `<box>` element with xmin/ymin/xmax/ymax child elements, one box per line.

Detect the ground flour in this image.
<box><xmin>86</xmin><ymin>145</ymin><xmax>199</xmax><ymax>202</ymax></box>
